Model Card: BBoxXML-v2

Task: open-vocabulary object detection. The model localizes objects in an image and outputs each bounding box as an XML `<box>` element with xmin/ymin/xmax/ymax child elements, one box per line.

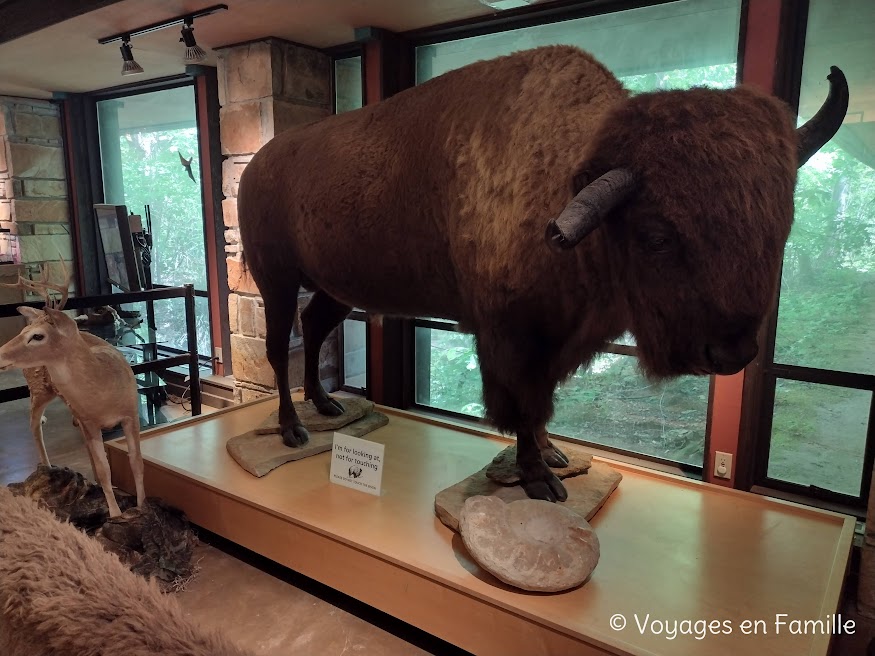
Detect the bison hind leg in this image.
<box><xmin>301</xmin><ymin>290</ymin><xmax>352</xmax><ymax>416</ymax></box>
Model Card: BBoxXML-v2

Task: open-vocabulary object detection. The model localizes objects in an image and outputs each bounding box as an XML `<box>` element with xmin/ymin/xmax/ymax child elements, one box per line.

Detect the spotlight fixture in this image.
<box><xmin>120</xmin><ymin>37</ymin><xmax>144</xmax><ymax>76</ymax></box>
<box><xmin>98</xmin><ymin>4</ymin><xmax>227</xmax><ymax>75</ymax></box>
<box><xmin>180</xmin><ymin>19</ymin><xmax>208</xmax><ymax>63</ymax></box>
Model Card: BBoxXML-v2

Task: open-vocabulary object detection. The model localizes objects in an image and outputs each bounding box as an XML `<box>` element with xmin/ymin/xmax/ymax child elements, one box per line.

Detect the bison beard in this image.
<box><xmin>237</xmin><ymin>46</ymin><xmax>847</xmax><ymax>502</ymax></box>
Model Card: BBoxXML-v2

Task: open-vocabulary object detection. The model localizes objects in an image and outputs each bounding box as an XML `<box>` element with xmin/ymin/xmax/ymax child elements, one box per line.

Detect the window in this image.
<box><xmin>754</xmin><ymin>0</ymin><xmax>875</xmax><ymax>509</ymax></box>
<box><xmin>413</xmin><ymin>0</ymin><xmax>742</xmax><ymax>466</ymax></box>
<box><xmin>96</xmin><ymin>85</ymin><xmax>211</xmax><ymax>357</ymax></box>
<box><xmin>333</xmin><ymin>55</ymin><xmax>367</xmax><ymax>391</ymax></box>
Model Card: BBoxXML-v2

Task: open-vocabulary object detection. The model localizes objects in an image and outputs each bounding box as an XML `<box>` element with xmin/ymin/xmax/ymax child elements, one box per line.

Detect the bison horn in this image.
<box><xmin>797</xmin><ymin>66</ymin><xmax>849</xmax><ymax>167</ymax></box>
<box><xmin>545</xmin><ymin>168</ymin><xmax>638</xmax><ymax>251</ymax></box>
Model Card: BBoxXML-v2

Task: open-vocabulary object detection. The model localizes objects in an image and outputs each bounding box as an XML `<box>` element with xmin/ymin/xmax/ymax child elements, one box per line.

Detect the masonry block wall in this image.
<box><xmin>0</xmin><ymin>97</ymin><xmax>72</xmax><ymax>344</ymax></box>
<box><xmin>217</xmin><ymin>39</ymin><xmax>337</xmax><ymax>402</ymax></box>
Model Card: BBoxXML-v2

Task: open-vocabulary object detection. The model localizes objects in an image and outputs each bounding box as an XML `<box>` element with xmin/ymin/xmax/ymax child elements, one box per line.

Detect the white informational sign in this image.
<box><xmin>329</xmin><ymin>432</ymin><xmax>385</xmax><ymax>496</ymax></box>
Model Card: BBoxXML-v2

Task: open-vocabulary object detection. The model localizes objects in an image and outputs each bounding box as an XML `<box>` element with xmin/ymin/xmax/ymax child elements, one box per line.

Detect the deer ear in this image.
<box><xmin>44</xmin><ymin>308</ymin><xmax>77</xmax><ymax>334</ymax></box>
<box><xmin>17</xmin><ymin>306</ymin><xmax>43</xmax><ymax>324</ymax></box>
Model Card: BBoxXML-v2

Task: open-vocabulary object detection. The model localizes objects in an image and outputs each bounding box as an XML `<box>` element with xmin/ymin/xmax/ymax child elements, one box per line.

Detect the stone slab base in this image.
<box><xmin>435</xmin><ymin>444</ymin><xmax>622</xmax><ymax>533</ymax></box>
<box><xmin>227</xmin><ymin>396</ymin><xmax>388</xmax><ymax>477</ymax></box>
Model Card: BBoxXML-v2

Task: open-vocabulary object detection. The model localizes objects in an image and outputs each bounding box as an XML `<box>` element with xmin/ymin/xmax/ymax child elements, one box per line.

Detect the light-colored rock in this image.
<box><xmin>7</xmin><ymin>142</ymin><xmax>65</xmax><ymax>179</ymax></box>
<box><xmin>486</xmin><ymin>444</ymin><xmax>592</xmax><ymax>484</ymax></box>
<box><xmin>222</xmin><ymin>198</ymin><xmax>238</xmax><ymax>227</ymax></box>
<box><xmin>435</xmin><ymin>454</ymin><xmax>621</xmax><ymax>533</ymax></box>
<box><xmin>227</xmin><ymin>256</ymin><xmax>259</xmax><ymax>294</ymax></box>
<box><xmin>227</xmin><ymin>407</ymin><xmax>388</xmax><ymax>477</ymax></box>
<box><xmin>220</xmin><ymin>100</ymin><xmax>268</xmax><ymax>155</ymax></box>
<box><xmin>337</xmin><ymin>411</ymin><xmax>388</xmax><ymax>437</ymax></box>
<box><xmin>227</xmin><ymin>429</ymin><xmax>334</xmax><ymax>477</ymax></box>
<box><xmin>460</xmin><ymin>496</ymin><xmax>600</xmax><ymax>592</ymax></box>
<box><xmin>255</xmin><ymin>397</ymin><xmax>374</xmax><ymax>434</ymax></box>
<box><xmin>11</xmin><ymin>199</ymin><xmax>69</xmax><ymax>222</ymax></box>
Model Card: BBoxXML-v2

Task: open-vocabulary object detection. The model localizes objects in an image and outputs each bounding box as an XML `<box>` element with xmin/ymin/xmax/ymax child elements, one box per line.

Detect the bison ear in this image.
<box><xmin>796</xmin><ymin>66</ymin><xmax>849</xmax><ymax>167</ymax></box>
<box><xmin>545</xmin><ymin>168</ymin><xmax>639</xmax><ymax>251</ymax></box>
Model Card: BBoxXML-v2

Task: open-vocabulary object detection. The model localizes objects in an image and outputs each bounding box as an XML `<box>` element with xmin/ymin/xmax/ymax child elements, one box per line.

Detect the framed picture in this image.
<box><xmin>94</xmin><ymin>204</ymin><xmax>142</xmax><ymax>292</ymax></box>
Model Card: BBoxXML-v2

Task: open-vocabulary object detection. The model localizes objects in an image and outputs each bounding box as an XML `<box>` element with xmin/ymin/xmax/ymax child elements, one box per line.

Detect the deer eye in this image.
<box><xmin>29</xmin><ymin>334</ymin><xmax>45</xmax><ymax>342</ymax></box>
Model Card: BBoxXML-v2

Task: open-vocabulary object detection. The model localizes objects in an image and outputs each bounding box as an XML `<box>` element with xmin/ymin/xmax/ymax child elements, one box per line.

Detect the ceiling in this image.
<box><xmin>0</xmin><ymin>0</ymin><xmax>497</xmax><ymax>99</ymax></box>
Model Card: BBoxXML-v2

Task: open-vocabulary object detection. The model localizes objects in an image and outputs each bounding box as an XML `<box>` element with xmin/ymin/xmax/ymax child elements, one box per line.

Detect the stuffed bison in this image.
<box><xmin>238</xmin><ymin>45</ymin><xmax>847</xmax><ymax>502</ymax></box>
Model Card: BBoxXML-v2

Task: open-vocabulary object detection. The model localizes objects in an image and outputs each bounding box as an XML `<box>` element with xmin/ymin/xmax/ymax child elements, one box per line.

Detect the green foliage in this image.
<box><xmin>118</xmin><ymin>127</ymin><xmax>211</xmax><ymax>356</ymax></box>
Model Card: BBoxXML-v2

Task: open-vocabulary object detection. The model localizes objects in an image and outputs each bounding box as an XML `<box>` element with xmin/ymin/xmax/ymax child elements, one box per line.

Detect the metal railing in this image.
<box><xmin>0</xmin><ymin>285</ymin><xmax>201</xmax><ymax>416</ymax></box>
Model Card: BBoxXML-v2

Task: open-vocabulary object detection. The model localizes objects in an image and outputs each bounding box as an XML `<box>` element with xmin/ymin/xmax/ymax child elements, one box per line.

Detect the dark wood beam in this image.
<box><xmin>0</xmin><ymin>0</ymin><xmax>127</xmax><ymax>45</ymax></box>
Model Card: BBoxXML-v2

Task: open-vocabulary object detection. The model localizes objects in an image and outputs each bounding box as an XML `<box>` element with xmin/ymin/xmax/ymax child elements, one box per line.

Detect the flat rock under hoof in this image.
<box><xmin>486</xmin><ymin>444</ymin><xmax>593</xmax><ymax>485</ymax></box>
<box><xmin>435</xmin><ymin>444</ymin><xmax>621</xmax><ymax>533</ymax></box>
<box><xmin>255</xmin><ymin>397</ymin><xmax>374</xmax><ymax>434</ymax></box>
<box><xmin>460</xmin><ymin>495</ymin><xmax>600</xmax><ymax>592</ymax></box>
<box><xmin>228</xmin><ymin>411</ymin><xmax>389</xmax><ymax>477</ymax></box>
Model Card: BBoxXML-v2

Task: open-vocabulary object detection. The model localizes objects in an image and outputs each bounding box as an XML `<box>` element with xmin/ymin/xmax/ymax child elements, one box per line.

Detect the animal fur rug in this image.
<box><xmin>0</xmin><ymin>485</ymin><xmax>253</xmax><ymax>656</ymax></box>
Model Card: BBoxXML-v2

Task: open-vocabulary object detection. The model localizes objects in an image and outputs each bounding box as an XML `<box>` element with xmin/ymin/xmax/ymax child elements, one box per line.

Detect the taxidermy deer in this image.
<box><xmin>0</xmin><ymin>264</ymin><xmax>144</xmax><ymax>517</ymax></box>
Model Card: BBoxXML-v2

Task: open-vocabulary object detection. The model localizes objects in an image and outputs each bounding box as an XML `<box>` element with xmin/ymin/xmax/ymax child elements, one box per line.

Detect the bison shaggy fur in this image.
<box><xmin>238</xmin><ymin>46</ymin><xmax>815</xmax><ymax>501</ymax></box>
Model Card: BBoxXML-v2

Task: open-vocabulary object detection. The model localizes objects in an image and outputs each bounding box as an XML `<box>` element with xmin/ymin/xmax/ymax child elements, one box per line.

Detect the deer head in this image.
<box><xmin>0</xmin><ymin>308</ymin><xmax>81</xmax><ymax>371</ymax></box>
<box><xmin>0</xmin><ymin>260</ymin><xmax>74</xmax><ymax>371</ymax></box>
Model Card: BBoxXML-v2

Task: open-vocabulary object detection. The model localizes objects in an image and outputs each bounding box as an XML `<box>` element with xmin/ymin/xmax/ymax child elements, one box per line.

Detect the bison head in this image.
<box><xmin>547</xmin><ymin>68</ymin><xmax>848</xmax><ymax>378</ymax></box>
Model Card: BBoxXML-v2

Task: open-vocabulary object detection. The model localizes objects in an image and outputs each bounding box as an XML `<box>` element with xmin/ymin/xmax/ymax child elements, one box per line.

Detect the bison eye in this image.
<box><xmin>646</xmin><ymin>233</ymin><xmax>675</xmax><ymax>254</ymax></box>
<box><xmin>29</xmin><ymin>334</ymin><xmax>45</xmax><ymax>342</ymax></box>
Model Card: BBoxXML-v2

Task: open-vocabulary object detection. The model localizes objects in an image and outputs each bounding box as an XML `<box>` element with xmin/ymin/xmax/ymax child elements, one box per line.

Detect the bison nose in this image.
<box><xmin>705</xmin><ymin>340</ymin><xmax>758</xmax><ymax>375</ymax></box>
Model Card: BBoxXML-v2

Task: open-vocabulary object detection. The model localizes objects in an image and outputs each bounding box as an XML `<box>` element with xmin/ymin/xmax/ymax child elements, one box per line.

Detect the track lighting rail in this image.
<box><xmin>97</xmin><ymin>4</ymin><xmax>228</xmax><ymax>45</ymax></box>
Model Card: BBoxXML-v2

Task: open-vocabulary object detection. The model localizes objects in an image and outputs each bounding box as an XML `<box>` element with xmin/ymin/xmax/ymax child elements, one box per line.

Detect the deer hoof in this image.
<box><xmin>282</xmin><ymin>422</ymin><xmax>310</xmax><ymax>448</ymax></box>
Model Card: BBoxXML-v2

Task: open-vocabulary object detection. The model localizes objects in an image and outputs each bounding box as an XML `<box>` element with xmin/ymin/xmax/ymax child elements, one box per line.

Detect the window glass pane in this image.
<box><xmin>550</xmin><ymin>356</ymin><xmax>709</xmax><ymax>466</ymax></box>
<box><xmin>415</xmin><ymin>327</ymin><xmax>484</xmax><ymax>416</ymax></box>
<box><xmin>416</xmin><ymin>327</ymin><xmax>708</xmax><ymax>465</ymax></box>
<box><xmin>335</xmin><ymin>56</ymin><xmax>363</xmax><ymax>113</ymax></box>
<box><xmin>773</xmin><ymin>1</ymin><xmax>875</xmax><ymax>375</ymax></box>
<box><xmin>416</xmin><ymin>0</ymin><xmax>740</xmax><ymax>85</ymax></box>
<box><xmin>768</xmin><ymin>379</ymin><xmax>870</xmax><ymax>497</ymax></box>
<box><xmin>96</xmin><ymin>86</ymin><xmax>209</xmax><ymax>357</ymax></box>
<box><xmin>343</xmin><ymin>319</ymin><xmax>367</xmax><ymax>389</ymax></box>
<box><xmin>335</xmin><ymin>57</ymin><xmax>366</xmax><ymax>389</ymax></box>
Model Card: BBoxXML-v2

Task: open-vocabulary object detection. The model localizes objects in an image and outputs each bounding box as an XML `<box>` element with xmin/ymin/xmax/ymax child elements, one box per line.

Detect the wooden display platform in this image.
<box><xmin>106</xmin><ymin>396</ymin><xmax>854</xmax><ymax>656</ymax></box>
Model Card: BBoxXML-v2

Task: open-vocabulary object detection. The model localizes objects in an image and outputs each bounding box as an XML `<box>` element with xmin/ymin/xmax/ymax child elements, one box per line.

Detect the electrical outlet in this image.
<box><xmin>714</xmin><ymin>451</ymin><xmax>733</xmax><ymax>479</ymax></box>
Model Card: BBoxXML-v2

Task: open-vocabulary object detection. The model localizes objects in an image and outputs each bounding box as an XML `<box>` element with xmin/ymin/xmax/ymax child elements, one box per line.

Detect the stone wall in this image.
<box><xmin>0</xmin><ymin>97</ymin><xmax>72</xmax><ymax>344</ymax></box>
<box><xmin>217</xmin><ymin>39</ymin><xmax>336</xmax><ymax>402</ymax></box>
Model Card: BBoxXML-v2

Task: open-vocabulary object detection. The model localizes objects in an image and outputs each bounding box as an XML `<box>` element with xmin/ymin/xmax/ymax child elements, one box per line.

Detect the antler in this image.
<box><xmin>0</xmin><ymin>259</ymin><xmax>70</xmax><ymax>310</ymax></box>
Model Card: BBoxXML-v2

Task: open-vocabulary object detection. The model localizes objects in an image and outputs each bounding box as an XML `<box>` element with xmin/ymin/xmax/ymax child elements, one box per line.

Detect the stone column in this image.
<box><xmin>0</xmin><ymin>96</ymin><xmax>72</xmax><ymax>337</ymax></box>
<box><xmin>217</xmin><ymin>39</ymin><xmax>337</xmax><ymax>402</ymax></box>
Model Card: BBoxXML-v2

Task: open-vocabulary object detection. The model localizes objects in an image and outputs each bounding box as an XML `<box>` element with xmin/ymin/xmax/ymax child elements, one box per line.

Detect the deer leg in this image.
<box><xmin>302</xmin><ymin>290</ymin><xmax>351</xmax><ymax>416</ymax></box>
<box><xmin>477</xmin><ymin>336</ymin><xmax>567</xmax><ymax>503</ymax></box>
<box><xmin>121</xmin><ymin>417</ymin><xmax>145</xmax><ymax>506</ymax></box>
<box><xmin>536</xmin><ymin>426</ymin><xmax>569</xmax><ymax>468</ymax></box>
<box><xmin>80</xmin><ymin>422</ymin><xmax>122</xmax><ymax>517</ymax></box>
<box><xmin>263</xmin><ymin>286</ymin><xmax>308</xmax><ymax>448</ymax></box>
<box><xmin>28</xmin><ymin>394</ymin><xmax>53</xmax><ymax>466</ymax></box>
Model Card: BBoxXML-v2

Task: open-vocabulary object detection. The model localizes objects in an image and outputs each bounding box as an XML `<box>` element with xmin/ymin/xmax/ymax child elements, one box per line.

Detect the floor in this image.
<box><xmin>0</xmin><ymin>386</ymin><xmax>467</xmax><ymax>656</ymax></box>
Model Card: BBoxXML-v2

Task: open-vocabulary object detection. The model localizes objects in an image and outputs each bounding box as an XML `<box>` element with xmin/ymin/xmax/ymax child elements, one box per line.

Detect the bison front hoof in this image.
<box><xmin>313</xmin><ymin>395</ymin><xmax>345</xmax><ymax>417</ymax></box>
<box><xmin>522</xmin><ymin>471</ymin><xmax>568</xmax><ymax>503</ymax></box>
<box><xmin>540</xmin><ymin>442</ymin><xmax>569</xmax><ymax>468</ymax></box>
<box><xmin>282</xmin><ymin>422</ymin><xmax>310</xmax><ymax>448</ymax></box>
